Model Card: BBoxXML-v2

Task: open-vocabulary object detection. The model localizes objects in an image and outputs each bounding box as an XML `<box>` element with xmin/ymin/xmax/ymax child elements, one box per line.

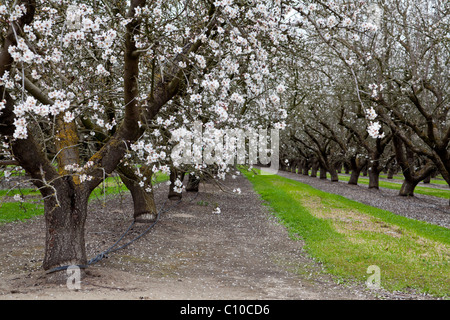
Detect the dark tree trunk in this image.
<box><xmin>186</xmin><ymin>174</ymin><xmax>200</xmax><ymax>192</ymax></box>
<box><xmin>329</xmin><ymin>164</ymin><xmax>339</xmax><ymax>182</ymax></box>
<box><xmin>348</xmin><ymin>157</ymin><xmax>366</xmax><ymax>185</ymax></box>
<box><xmin>302</xmin><ymin>163</ymin><xmax>309</xmax><ymax>176</ymax></box>
<box><xmin>168</xmin><ymin>169</ymin><xmax>185</xmax><ymax>200</ymax></box>
<box><xmin>344</xmin><ymin>162</ymin><xmax>350</xmax><ymax>174</ymax></box>
<box><xmin>294</xmin><ymin>163</ymin><xmax>299</xmax><ymax>174</ymax></box>
<box><xmin>387</xmin><ymin>165</ymin><xmax>396</xmax><ymax>179</ymax></box>
<box><xmin>319</xmin><ymin>163</ymin><xmax>327</xmax><ymax>180</ymax></box>
<box><xmin>310</xmin><ymin>160</ymin><xmax>319</xmax><ymax>178</ymax></box>
<box><xmin>368</xmin><ymin>148</ymin><xmax>382</xmax><ymax>189</ymax></box>
<box><xmin>368</xmin><ymin>166</ymin><xmax>380</xmax><ymax>189</ymax></box>
<box><xmin>399</xmin><ymin>179</ymin><xmax>420</xmax><ymax>197</ymax></box>
<box><xmin>362</xmin><ymin>165</ymin><xmax>368</xmax><ymax>177</ymax></box>
<box><xmin>42</xmin><ymin>180</ymin><xmax>88</xmax><ymax>271</ymax></box>
<box><xmin>348</xmin><ymin>158</ymin><xmax>361</xmax><ymax>185</ymax></box>
<box><xmin>393</xmin><ymin>135</ymin><xmax>436</xmax><ymax>198</ymax></box>
<box><xmin>348</xmin><ymin>170</ymin><xmax>360</xmax><ymax>185</ymax></box>
<box><xmin>117</xmin><ymin>164</ymin><xmax>157</xmax><ymax>222</ymax></box>
<box><xmin>336</xmin><ymin>162</ymin><xmax>342</xmax><ymax>174</ymax></box>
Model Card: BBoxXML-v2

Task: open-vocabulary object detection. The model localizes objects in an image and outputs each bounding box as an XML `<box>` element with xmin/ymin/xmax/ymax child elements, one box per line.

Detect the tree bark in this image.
<box><xmin>329</xmin><ymin>163</ymin><xmax>339</xmax><ymax>182</ymax></box>
<box><xmin>302</xmin><ymin>162</ymin><xmax>309</xmax><ymax>175</ymax></box>
<box><xmin>393</xmin><ymin>135</ymin><xmax>435</xmax><ymax>197</ymax></box>
<box><xmin>42</xmin><ymin>179</ymin><xmax>89</xmax><ymax>271</ymax></box>
<box><xmin>399</xmin><ymin>179</ymin><xmax>420</xmax><ymax>197</ymax></box>
<box><xmin>186</xmin><ymin>174</ymin><xmax>200</xmax><ymax>192</ymax></box>
<box><xmin>368</xmin><ymin>148</ymin><xmax>383</xmax><ymax>189</ymax></box>
<box><xmin>348</xmin><ymin>157</ymin><xmax>363</xmax><ymax>185</ymax></box>
<box><xmin>348</xmin><ymin>170</ymin><xmax>360</xmax><ymax>185</ymax></box>
<box><xmin>319</xmin><ymin>163</ymin><xmax>327</xmax><ymax>180</ymax></box>
<box><xmin>168</xmin><ymin>169</ymin><xmax>185</xmax><ymax>200</ymax></box>
<box><xmin>387</xmin><ymin>164</ymin><xmax>397</xmax><ymax>179</ymax></box>
<box><xmin>117</xmin><ymin>164</ymin><xmax>157</xmax><ymax>221</ymax></box>
<box><xmin>368</xmin><ymin>166</ymin><xmax>380</xmax><ymax>189</ymax></box>
<box><xmin>310</xmin><ymin>159</ymin><xmax>319</xmax><ymax>178</ymax></box>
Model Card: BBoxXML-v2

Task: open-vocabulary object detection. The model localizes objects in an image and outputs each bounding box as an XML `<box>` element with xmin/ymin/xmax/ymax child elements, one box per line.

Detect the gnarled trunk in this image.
<box><xmin>43</xmin><ymin>180</ymin><xmax>88</xmax><ymax>271</ymax></box>
<box><xmin>348</xmin><ymin>157</ymin><xmax>366</xmax><ymax>185</ymax></box>
<box><xmin>399</xmin><ymin>179</ymin><xmax>420</xmax><ymax>197</ymax></box>
<box><xmin>393</xmin><ymin>135</ymin><xmax>436</xmax><ymax>197</ymax></box>
<box><xmin>117</xmin><ymin>164</ymin><xmax>157</xmax><ymax>222</ymax></box>
<box><xmin>329</xmin><ymin>163</ymin><xmax>339</xmax><ymax>182</ymax></box>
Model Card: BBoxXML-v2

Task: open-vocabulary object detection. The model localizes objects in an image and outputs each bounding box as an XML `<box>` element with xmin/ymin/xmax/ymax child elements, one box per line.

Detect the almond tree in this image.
<box><xmin>0</xmin><ymin>0</ymin><xmax>289</xmax><ymax>272</ymax></box>
<box><xmin>0</xmin><ymin>0</ymin><xmax>146</xmax><ymax>271</ymax></box>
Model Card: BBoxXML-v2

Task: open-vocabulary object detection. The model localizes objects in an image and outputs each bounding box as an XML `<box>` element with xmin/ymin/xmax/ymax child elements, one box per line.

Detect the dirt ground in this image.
<box><xmin>0</xmin><ymin>172</ymin><xmax>439</xmax><ymax>300</ymax></box>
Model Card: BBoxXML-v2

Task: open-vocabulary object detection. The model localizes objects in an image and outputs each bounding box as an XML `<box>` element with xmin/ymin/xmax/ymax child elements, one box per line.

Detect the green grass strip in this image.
<box><xmin>0</xmin><ymin>201</ymin><xmax>44</xmax><ymax>224</ymax></box>
<box><xmin>318</xmin><ymin>172</ymin><xmax>450</xmax><ymax>199</ymax></box>
<box><xmin>241</xmin><ymin>167</ymin><xmax>450</xmax><ymax>297</ymax></box>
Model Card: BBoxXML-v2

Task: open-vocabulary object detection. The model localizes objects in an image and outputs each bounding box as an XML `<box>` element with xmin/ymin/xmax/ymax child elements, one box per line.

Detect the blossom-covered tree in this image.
<box><xmin>0</xmin><ymin>0</ymin><xmax>289</xmax><ymax>272</ymax></box>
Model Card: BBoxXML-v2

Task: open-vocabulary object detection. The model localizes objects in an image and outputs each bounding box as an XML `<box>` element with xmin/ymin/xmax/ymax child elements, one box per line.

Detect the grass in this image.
<box><xmin>0</xmin><ymin>201</ymin><xmax>44</xmax><ymax>224</ymax></box>
<box><xmin>241</xmin><ymin>167</ymin><xmax>450</xmax><ymax>297</ymax></box>
<box><xmin>334</xmin><ymin>174</ymin><xmax>450</xmax><ymax>199</ymax></box>
<box><xmin>294</xmin><ymin>170</ymin><xmax>450</xmax><ymax>199</ymax></box>
<box><xmin>377</xmin><ymin>174</ymin><xmax>448</xmax><ymax>186</ymax></box>
<box><xmin>0</xmin><ymin>172</ymin><xmax>169</xmax><ymax>224</ymax></box>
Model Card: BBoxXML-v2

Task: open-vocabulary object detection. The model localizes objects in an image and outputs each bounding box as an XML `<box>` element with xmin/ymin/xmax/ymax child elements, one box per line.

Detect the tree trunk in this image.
<box><xmin>347</xmin><ymin>157</ymin><xmax>358</xmax><ymax>185</ymax></box>
<box><xmin>302</xmin><ymin>163</ymin><xmax>309</xmax><ymax>176</ymax></box>
<box><xmin>362</xmin><ymin>165</ymin><xmax>368</xmax><ymax>176</ymax></box>
<box><xmin>302</xmin><ymin>166</ymin><xmax>309</xmax><ymax>176</ymax></box>
<box><xmin>186</xmin><ymin>174</ymin><xmax>200</xmax><ymax>192</ymax></box>
<box><xmin>117</xmin><ymin>164</ymin><xmax>157</xmax><ymax>222</ymax></box>
<box><xmin>336</xmin><ymin>162</ymin><xmax>342</xmax><ymax>174</ymax></box>
<box><xmin>392</xmin><ymin>135</ymin><xmax>436</xmax><ymax>198</ymax></box>
<box><xmin>348</xmin><ymin>170</ymin><xmax>360</xmax><ymax>185</ymax></box>
<box><xmin>399</xmin><ymin>178</ymin><xmax>419</xmax><ymax>197</ymax></box>
<box><xmin>42</xmin><ymin>181</ymin><xmax>88</xmax><ymax>272</ymax></box>
<box><xmin>310</xmin><ymin>160</ymin><xmax>318</xmax><ymax>178</ymax></box>
<box><xmin>344</xmin><ymin>162</ymin><xmax>350</xmax><ymax>174</ymax></box>
<box><xmin>329</xmin><ymin>166</ymin><xmax>339</xmax><ymax>182</ymax></box>
<box><xmin>368</xmin><ymin>166</ymin><xmax>380</xmax><ymax>189</ymax></box>
<box><xmin>168</xmin><ymin>169</ymin><xmax>185</xmax><ymax>200</ymax></box>
<box><xmin>387</xmin><ymin>165</ymin><xmax>396</xmax><ymax>179</ymax></box>
<box><xmin>319</xmin><ymin>164</ymin><xmax>327</xmax><ymax>180</ymax></box>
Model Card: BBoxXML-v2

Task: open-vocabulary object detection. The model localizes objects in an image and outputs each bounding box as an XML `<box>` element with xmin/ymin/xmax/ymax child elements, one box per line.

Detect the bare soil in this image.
<box><xmin>0</xmin><ymin>173</ymin><xmax>440</xmax><ymax>300</ymax></box>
